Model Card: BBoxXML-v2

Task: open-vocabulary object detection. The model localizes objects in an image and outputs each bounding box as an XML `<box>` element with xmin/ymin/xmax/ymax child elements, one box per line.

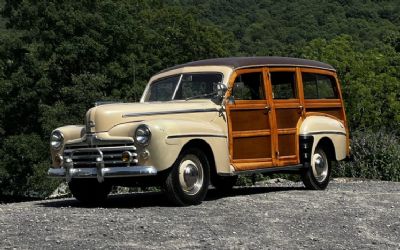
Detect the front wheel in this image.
<box><xmin>301</xmin><ymin>146</ymin><xmax>332</xmax><ymax>190</ymax></box>
<box><xmin>164</xmin><ymin>148</ymin><xmax>210</xmax><ymax>206</ymax></box>
<box><xmin>68</xmin><ymin>179</ymin><xmax>112</xmax><ymax>205</ymax></box>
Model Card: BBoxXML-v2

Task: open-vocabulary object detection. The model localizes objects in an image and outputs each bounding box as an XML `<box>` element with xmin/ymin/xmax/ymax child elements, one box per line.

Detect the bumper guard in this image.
<box><xmin>48</xmin><ymin>165</ymin><xmax>157</xmax><ymax>183</ymax></box>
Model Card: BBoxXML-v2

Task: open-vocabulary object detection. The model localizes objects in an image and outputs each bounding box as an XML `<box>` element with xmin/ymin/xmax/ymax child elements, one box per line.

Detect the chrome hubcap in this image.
<box><xmin>178</xmin><ymin>155</ymin><xmax>204</xmax><ymax>195</ymax></box>
<box><xmin>312</xmin><ymin>152</ymin><xmax>328</xmax><ymax>182</ymax></box>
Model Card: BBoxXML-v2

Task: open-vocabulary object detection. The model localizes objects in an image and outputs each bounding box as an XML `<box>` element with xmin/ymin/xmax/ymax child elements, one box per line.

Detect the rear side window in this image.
<box><xmin>270</xmin><ymin>72</ymin><xmax>297</xmax><ymax>99</ymax></box>
<box><xmin>302</xmin><ymin>73</ymin><xmax>338</xmax><ymax>99</ymax></box>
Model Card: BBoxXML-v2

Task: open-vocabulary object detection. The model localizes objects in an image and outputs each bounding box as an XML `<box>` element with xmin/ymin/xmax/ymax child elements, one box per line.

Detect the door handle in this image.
<box><xmin>264</xmin><ymin>106</ymin><xmax>271</xmax><ymax>113</ymax></box>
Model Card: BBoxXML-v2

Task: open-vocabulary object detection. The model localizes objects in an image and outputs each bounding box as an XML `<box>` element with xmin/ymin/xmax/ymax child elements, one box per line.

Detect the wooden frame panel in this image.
<box><xmin>299</xmin><ymin>67</ymin><xmax>350</xmax><ymax>156</ymax></box>
<box><xmin>226</xmin><ymin>68</ymin><xmax>274</xmax><ymax>171</ymax></box>
<box><xmin>226</xmin><ymin>66</ymin><xmax>350</xmax><ymax>172</ymax></box>
<box><xmin>267</xmin><ymin>67</ymin><xmax>303</xmax><ymax>166</ymax></box>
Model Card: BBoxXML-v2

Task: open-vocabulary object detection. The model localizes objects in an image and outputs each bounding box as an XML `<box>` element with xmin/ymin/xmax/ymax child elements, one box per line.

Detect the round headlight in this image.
<box><xmin>50</xmin><ymin>131</ymin><xmax>64</xmax><ymax>150</ymax></box>
<box><xmin>135</xmin><ymin>125</ymin><xmax>151</xmax><ymax>146</ymax></box>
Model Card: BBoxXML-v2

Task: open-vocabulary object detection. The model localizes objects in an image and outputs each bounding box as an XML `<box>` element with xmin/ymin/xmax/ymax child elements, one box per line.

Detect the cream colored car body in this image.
<box><xmin>50</xmin><ymin>66</ymin><xmax>234</xmax><ymax>177</ymax></box>
<box><xmin>49</xmin><ymin>62</ymin><xmax>348</xmax><ymax>181</ymax></box>
<box><xmin>299</xmin><ymin>116</ymin><xmax>347</xmax><ymax>161</ymax></box>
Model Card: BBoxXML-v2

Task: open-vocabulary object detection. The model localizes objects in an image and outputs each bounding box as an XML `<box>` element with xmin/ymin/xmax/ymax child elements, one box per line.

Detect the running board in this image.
<box><xmin>227</xmin><ymin>164</ymin><xmax>305</xmax><ymax>176</ymax></box>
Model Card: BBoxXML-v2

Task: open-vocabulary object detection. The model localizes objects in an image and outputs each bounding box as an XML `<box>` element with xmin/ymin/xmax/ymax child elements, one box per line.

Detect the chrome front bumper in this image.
<box><xmin>48</xmin><ymin>166</ymin><xmax>158</xmax><ymax>183</ymax></box>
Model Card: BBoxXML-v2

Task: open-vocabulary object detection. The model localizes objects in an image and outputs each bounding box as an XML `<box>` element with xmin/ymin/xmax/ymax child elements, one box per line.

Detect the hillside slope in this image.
<box><xmin>173</xmin><ymin>0</ymin><xmax>400</xmax><ymax>55</ymax></box>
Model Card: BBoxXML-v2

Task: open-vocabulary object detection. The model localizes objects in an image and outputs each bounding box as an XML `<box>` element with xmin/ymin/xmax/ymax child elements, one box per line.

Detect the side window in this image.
<box><xmin>270</xmin><ymin>72</ymin><xmax>297</xmax><ymax>99</ymax></box>
<box><xmin>317</xmin><ymin>75</ymin><xmax>338</xmax><ymax>99</ymax></box>
<box><xmin>302</xmin><ymin>73</ymin><xmax>338</xmax><ymax>99</ymax></box>
<box><xmin>232</xmin><ymin>72</ymin><xmax>265</xmax><ymax>100</ymax></box>
<box><xmin>302</xmin><ymin>73</ymin><xmax>318</xmax><ymax>99</ymax></box>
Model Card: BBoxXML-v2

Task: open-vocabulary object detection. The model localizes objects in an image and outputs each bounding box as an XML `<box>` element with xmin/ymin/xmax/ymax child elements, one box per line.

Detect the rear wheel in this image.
<box><xmin>68</xmin><ymin>179</ymin><xmax>112</xmax><ymax>205</ymax></box>
<box><xmin>301</xmin><ymin>146</ymin><xmax>332</xmax><ymax>190</ymax></box>
<box><xmin>164</xmin><ymin>148</ymin><xmax>210</xmax><ymax>206</ymax></box>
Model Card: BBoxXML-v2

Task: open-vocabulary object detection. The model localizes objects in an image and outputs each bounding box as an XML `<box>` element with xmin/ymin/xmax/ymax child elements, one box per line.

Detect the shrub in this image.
<box><xmin>0</xmin><ymin>134</ymin><xmax>60</xmax><ymax>198</ymax></box>
<box><xmin>334</xmin><ymin>130</ymin><xmax>400</xmax><ymax>181</ymax></box>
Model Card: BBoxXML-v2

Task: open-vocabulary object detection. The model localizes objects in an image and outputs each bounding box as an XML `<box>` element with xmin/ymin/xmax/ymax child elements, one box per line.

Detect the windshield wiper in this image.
<box><xmin>185</xmin><ymin>92</ymin><xmax>217</xmax><ymax>101</ymax></box>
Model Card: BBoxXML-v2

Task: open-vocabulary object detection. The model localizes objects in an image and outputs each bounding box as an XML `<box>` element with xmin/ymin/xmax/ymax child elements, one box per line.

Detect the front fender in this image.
<box><xmin>51</xmin><ymin>125</ymin><xmax>85</xmax><ymax>166</ymax></box>
<box><xmin>107</xmin><ymin>118</ymin><xmax>229</xmax><ymax>173</ymax></box>
<box><xmin>143</xmin><ymin>119</ymin><xmax>229</xmax><ymax>173</ymax></box>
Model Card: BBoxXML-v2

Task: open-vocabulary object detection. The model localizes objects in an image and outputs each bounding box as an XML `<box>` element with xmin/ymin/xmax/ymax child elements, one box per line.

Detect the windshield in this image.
<box><xmin>145</xmin><ymin>73</ymin><xmax>223</xmax><ymax>102</ymax></box>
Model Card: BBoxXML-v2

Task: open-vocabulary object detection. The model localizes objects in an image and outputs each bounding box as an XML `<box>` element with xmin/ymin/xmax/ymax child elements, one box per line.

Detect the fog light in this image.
<box><xmin>122</xmin><ymin>151</ymin><xmax>133</xmax><ymax>163</ymax></box>
<box><xmin>54</xmin><ymin>154</ymin><xmax>63</xmax><ymax>166</ymax></box>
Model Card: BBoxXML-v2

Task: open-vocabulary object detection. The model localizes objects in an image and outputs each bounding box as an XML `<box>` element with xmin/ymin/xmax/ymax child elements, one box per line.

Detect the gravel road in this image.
<box><xmin>0</xmin><ymin>179</ymin><xmax>399</xmax><ymax>249</ymax></box>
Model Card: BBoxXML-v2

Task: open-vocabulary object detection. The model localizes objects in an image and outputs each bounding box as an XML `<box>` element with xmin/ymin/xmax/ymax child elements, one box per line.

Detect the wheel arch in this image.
<box><xmin>299</xmin><ymin>115</ymin><xmax>348</xmax><ymax>161</ymax></box>
<box><xmin>180</xmin><ymin>139</ymin><xmax>217</xmax><ymax>181</ymax></box>
<box><xmin>315</xmin><ymin>137</ymin><xmax>336</xmax><ymax>162</ymax></box>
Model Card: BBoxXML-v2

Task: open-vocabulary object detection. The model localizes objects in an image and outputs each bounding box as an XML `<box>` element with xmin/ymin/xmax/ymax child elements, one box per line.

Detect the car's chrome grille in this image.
<box><xmin>63</xmin><ymin>144</ymin><xmax>137</xmax><ymax>168</ymax></box>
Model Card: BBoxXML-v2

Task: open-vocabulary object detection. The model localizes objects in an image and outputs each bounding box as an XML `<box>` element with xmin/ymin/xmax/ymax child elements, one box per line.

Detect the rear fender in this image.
<box><xmin>299</xmin><ymin>116</ymin><xmax>347</xmax><ymax>161</ymax></box>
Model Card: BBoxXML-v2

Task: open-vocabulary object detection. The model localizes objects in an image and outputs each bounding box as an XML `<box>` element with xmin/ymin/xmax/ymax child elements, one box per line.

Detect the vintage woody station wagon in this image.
<box><xmin>48</xmin><ymin>57</ymin><xmax>350</xmax><ymax>205</ymax></box>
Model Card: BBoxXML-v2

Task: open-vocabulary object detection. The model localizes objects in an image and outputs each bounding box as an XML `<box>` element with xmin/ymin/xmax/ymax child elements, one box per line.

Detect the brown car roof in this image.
<box><xmin>159</xmin><ymin>56</ymin><xmax>335</xmax><ymax>73</ymax></box>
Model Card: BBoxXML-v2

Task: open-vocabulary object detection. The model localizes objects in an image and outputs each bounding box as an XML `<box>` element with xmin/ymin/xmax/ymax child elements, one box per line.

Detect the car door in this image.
<box><xmin>226</xmin><ymin>68</ymin><xmax>274</xmax><ymax>171</ymax></box>
<box><xmin>267</xmin><ymin>67</ymin><xmax>304</xmax><ymax>166</ymax></box>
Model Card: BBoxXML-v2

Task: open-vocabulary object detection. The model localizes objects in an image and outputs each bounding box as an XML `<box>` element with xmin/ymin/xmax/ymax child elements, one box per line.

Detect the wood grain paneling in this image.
<box><xmin>278</xmin><ymin>134</ymin><xmax>296</xmax><ymax>156</ymax></box>
<box><xmin>233</xmin><ymin>136</ymin><xmax>272</xmax><ymax>159</ymax></box>
<box><xmin>233</xmin><ymin>161</ymin><xmax>274</xmax><ymax>170</ymax></box>
<box><xmin>275</xmin><ymin>109</ymin><xmax>301</xmax><ymax>129</ymax></box>
<box><xmin>226</xmin><ymin>66</ymin><xmax>350</xmax><ymax>172</ymax></box>
<box><xmin>305</xmin><ymin>107</ymin><xmax>343</xmax><ymax>120</ymax></box>
<box><xmin>231</xmin><ymin>109</ymin><xmax>270</xmax><ymax>131</ymax></box>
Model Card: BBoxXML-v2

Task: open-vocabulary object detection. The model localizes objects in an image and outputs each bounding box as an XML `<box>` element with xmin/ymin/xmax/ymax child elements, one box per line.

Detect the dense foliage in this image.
<box><xmin>0</xmin><ymin>0</ymin><xmax>399</xmax><ymax>198</ymax></box>
<box><xmin>0</xmin><ymin>0</ymin><xmax>231</xmax><ymax>197</ymax></box>
<box><xmin>335</xmin><ymin>130</ymin><xmax>400</xmax><ymax>182</ymax></box>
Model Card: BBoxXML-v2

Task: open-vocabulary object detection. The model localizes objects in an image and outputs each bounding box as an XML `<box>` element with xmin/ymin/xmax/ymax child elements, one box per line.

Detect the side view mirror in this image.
<box><xmin>216</xmin><ymin>83</ymin><xmax>227</xmax><ymax>98</ymax></box>
<box><xmin>216</xmin><ymin>83</ymin><xmax>228</xmax><ymax>100</ymax></box>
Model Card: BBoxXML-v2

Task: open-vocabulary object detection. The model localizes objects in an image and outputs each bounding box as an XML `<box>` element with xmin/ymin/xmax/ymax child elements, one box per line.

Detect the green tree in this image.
<box><xmin>1</xmin><ymin>0</ymin><xmax>400</xmax><ymax>198</ymax></box>
<box><xmin>301</xmin><ymin>35</ymin><xmax>400</xmax><ymax>180</ymax></box>
<box><xmin>0</xmin><ymin>0</ymin><xmax>230</xmax><ymax>198</ymax></box>
<box><xmin>301</xmin><ymin>35</ymin><xmax>400</xmax><ymax>132</ymax></box>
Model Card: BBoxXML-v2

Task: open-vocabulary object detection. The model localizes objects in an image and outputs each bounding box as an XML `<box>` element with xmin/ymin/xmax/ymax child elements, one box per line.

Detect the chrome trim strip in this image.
<box><xmin>167</xmin><ymin>134</ymin><xmax>227</xmax><ymax>139</ymax></box>
<box><xmin>65</xmin><ymin>137</ymin><xmax>135</xmax><ymax>148</ymax></box>
<box><xmin>301</xmin><ymin>131</ymin><xmax>346</xmax><ymax>136</ymax></box>
<box><xmin>64</xmin><ymin>145</ymin><xmax>136</xmax><ymax>154</ymax></box>
<box><xmin>48</xmin><ymin>166</ymin><xmax>158</xmax><ymax>179</ymax></box>
<box><xmin>122</xmin><ymin>108</ymin><xmax>218</xmax><ymax>118</ymax></box>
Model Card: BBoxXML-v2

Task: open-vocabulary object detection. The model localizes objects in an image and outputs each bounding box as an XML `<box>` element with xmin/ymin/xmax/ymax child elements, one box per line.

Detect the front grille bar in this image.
<box><xmin>64</xmin><ymin>145</ymin><xmax>136</xmax><ymax>154</ymax></box>
<box><xmin>63</xmin><ymin>145</ymin><xmax>138</xmax><ymax>181</ymax></box>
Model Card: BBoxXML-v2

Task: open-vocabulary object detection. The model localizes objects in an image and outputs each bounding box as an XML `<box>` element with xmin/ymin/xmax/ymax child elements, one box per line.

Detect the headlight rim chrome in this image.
<box><xmin>50</xmin><ymin>130</ymin><xmax>64</xmax><ymax>150</ymax></box>
<box><xmin>135</xmin><ymin>124</ymin><xmax>151</xmax><ymax>146</ymax></box>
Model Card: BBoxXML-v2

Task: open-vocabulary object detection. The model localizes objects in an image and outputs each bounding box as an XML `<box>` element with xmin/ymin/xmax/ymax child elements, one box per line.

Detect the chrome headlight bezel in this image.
<box><xmin>135</xmin><ymin>125</ymin><xmax>151</xmax><ymax>146</ymax></box>
<box><xmin>50</xmin><ymin>130</ymin><xmax>64</xmax><ymax>150</ymax></box>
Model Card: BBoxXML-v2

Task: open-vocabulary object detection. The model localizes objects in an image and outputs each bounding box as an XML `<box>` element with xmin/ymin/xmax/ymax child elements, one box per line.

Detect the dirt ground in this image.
<box><xmin>0</xmin><ymin>179</ymin><xmax>399</xmax><ymax>249</ymax></box>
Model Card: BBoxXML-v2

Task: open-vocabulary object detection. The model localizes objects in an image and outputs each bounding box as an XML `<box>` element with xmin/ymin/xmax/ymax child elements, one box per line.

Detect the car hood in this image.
<box><xmin>85</xmin><ymin>100</ymin><xmax>221</xmax><ymax>133</ymax></box>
